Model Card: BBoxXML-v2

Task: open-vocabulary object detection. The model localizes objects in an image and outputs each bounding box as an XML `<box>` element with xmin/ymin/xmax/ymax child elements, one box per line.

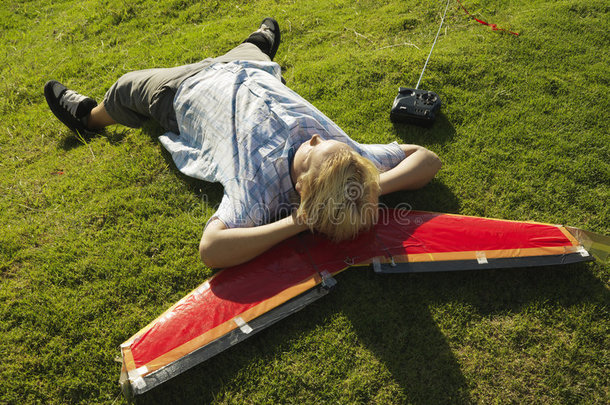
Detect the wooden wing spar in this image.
<box><xmin>119</xmin><ymin>209</ymin><xmax>606</xmax><ymax>399</ymax></box>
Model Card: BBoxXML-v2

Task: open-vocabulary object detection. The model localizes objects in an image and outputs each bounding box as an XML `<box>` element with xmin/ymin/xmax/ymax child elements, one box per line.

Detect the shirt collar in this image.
<box><xmin>287</xmin><ymin>146</ymin><xmax>296</xmax><ymax>187</ymax></box>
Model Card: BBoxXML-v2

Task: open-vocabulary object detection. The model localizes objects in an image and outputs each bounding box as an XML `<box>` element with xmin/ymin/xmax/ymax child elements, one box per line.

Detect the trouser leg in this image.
<box><xmin>214</xmin><ymin>42</ymin><xmax>271</xmax><ymax>63</ymax></box>
<box><xmin>101</xmin><ymin>43</ymin><xmax>270</xmax><ymax>134</ymax></box>
<box><xmin>102</xmin><ymin>59</ymin><xmax>214</xmax><ymax>133</ymax></box>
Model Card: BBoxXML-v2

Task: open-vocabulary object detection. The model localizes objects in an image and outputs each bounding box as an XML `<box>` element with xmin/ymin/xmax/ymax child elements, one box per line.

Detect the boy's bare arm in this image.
<box><xmin>199</xmin><ymin>214</ymin><xmax>309</xmax><ymax>268</ymax></box>
<box><xmin>379</xmin><ymin>144</ymin><xmax>442</xmax><ymax>195</ymax></box>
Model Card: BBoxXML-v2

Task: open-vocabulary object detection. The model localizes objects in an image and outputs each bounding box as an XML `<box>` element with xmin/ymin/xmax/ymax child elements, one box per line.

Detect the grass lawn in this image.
<box><xmin>1</xmin><ymin>0</ymin><xmax>608</xmax><ymax>403</ymax></box>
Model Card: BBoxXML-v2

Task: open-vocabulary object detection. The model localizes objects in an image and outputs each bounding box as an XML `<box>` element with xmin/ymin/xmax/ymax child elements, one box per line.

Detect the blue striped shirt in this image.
<box><xmin>158</xmin><ymin>60</ymin><xmax>405</xmax><ymax>228</ymax></box>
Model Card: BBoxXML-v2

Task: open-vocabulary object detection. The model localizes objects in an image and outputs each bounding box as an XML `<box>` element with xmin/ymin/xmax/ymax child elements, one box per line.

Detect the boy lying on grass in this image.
<box><xmin>44</xmin><ymin>18</ymin><xmax>442</xmax><ymax>268</ymax></box>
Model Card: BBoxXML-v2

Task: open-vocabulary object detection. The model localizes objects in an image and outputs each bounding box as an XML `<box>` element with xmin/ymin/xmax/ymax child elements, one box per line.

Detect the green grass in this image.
<box><xmin>1</xmin><ymin>0</ymin><xmax>608</xmax><ymax>403</ymax></box>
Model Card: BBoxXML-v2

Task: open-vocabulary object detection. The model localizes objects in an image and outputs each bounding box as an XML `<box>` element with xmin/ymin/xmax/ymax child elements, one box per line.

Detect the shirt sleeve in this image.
<box><xmin>205</xmin><ymin>194</ymin><xmax>239</xmax><ymax>229</ymax></box>
<box><xmin>206</xmin><ymin>185</ymin><xmax>268</xmax><ymax>229</ymax></box>
<box><xmin>353</xmin><ymin>141</ymin><xmax>405</xmax><ymax>172</ymax></box>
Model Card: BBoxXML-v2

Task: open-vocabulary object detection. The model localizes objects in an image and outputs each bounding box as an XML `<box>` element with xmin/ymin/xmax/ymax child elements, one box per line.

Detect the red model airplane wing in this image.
<box><xmin>119</xmin><ymin>209</ymin><xmax>600</xmax><ymax>398</ymax></box>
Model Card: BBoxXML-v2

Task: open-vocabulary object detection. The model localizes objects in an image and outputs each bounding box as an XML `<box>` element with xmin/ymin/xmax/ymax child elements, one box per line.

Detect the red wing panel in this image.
<box><xmin>120</xmin><ymin>210</ymin><xmax>589</xmax><ymax>395</ymax></box>
<box><xmin>300</xmin><ymin>210</ymin><xmax>580</xmax><ymax>268</ymax></box>
<box><xmin>373</xmin><ymin>211</ymin><xmax>580</xmax><ymax>260</ymax></box>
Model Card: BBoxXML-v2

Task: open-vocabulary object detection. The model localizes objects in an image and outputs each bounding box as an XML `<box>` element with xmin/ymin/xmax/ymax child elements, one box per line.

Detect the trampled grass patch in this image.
<box><xmin>1</xmin><ymin>0</ymin><xmax>608</xmax><ymax>404</ymax></box>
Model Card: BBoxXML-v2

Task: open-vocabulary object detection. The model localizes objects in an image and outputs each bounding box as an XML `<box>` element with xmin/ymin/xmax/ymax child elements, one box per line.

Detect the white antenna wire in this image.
<box><xmin>415</xmin><ymin>0</ymin><xmax>452</xmax><ymax>89</ymax></box>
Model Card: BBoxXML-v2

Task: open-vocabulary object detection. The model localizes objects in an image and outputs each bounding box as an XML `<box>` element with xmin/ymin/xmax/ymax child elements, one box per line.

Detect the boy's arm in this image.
<box><xmin>199</xmin><ymin>214</ymin><xmax>309</xmax><ymax>268</ymax></box>
<box><xmin>378</xmin><ymin>144</ymin><xmax>442</xmax><ymax>195</ymax></box>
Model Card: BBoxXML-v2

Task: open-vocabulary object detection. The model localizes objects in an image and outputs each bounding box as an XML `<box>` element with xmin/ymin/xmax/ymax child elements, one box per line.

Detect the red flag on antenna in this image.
<box><xmin>457</xmin><ymin>0</ymin><xmax>520</xmax><ymax>36</ymax></box>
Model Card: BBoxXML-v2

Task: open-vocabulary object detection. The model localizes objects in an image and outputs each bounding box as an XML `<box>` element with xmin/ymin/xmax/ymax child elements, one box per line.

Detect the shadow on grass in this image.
<box><xmin>338</xmin><ymin>270</ymin><xmax>472</xmax><ymax>404</ymax></box>
<box><xmin>58</xmin><ymin>128</ymin><xmax>129</xmax><ymax>151</ymax></box>
<box><xmin>338</xmin><ymin>262</ymin><xmax>609</xmax><ymax>404</ymax></box>
<box><xmin>57</xmin><ymin>122</ymin><xmax>227</xmax><ymax>208</ymax></box>
<box><xmin>391</xmin><ymin>112</ymin><xmax>455</xmax><ymax>145</ymax></box>
<box><xmin>380</xmin><ymin>180</ymin><xmax>461</xmax><ymax>215</ymax></box>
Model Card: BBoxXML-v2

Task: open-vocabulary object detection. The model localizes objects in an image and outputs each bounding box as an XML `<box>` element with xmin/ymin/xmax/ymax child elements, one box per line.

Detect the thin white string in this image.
<box><xmin>416</xmin><ymin>0</ymin><xmax>452</xmax><ymax>89</ymax></box>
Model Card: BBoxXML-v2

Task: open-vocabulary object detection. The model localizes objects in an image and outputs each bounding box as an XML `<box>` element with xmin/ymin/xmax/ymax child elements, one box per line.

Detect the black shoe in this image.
<box><xmin>44</xmin><ymin>80</ymin><xmax>97</xmax><ymax>134</ymax></box>
<box><xmin>245</xmin><ymin>17</ymin><xmax>281</xmax><ymax>60</ymax></box>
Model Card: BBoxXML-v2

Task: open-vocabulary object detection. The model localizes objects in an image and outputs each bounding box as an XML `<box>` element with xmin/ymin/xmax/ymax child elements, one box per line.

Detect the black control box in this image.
<box><xmin>390</xmin><ymin>87</ymin><xmax>442</xmax><ymax>126</ymax></box>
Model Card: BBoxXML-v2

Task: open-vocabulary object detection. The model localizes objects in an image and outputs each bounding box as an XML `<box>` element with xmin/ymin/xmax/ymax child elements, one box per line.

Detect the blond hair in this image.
<box><xmin>297</xmin><ymin>149</ymin><xmax>380</xmax><ymax>242</ymax></box>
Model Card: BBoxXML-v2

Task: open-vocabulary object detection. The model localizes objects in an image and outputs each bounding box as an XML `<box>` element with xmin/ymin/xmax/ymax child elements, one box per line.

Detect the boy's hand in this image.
<box><xmin>199</xmin><ymin>213</ymin><xmax>309</xmax><ymax>268</ymax></box>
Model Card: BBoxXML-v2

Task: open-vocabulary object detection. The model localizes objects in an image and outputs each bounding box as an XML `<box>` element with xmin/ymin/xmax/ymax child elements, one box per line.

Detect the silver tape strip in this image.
<box><xmin>133</xmin><ymin>376</ymin><xmax>146</xmax><ymax>390</ymax></box>
<box><xmin>319</xmin><ymin>270</ymin><xmax>337</xmax><ymax>289</ymax></box>
<box><xmin>128</xmin><ymin>365</ymin><xmax>149</xmax><ymax>390</ymax></box>
<box><xmin>476</xmin><ymin>251</ymin><xmax>488</xmax><ymax>264</ymax></box>
<box><xmin>233</xmin><ymin>316</ymin><xmax>253</xmax><ymax>334</ymax></box>
<box><xmin>128</xmin><ymin>365</ymin><xmax>148</xmax><ymax>381</ymax></box>
<box><xmin>372</xmin><ymin>257</ymin><xmax>381</xmax><ymax>273</ymax></box>
<box><xmin>135</xmin><ymin>366</ymin><xmax>148</xmax><ymax>376</ymax></box>
<box><xmin>576</xmin><ymin>245</ymin><xmax>590</xmax><ymax>257</ymax></box>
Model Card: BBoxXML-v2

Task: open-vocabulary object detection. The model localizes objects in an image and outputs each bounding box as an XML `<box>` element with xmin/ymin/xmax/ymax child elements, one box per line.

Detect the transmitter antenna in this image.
<box><xmin>416</xmin><ymin>0</ymin><xmax>452</xmax><ymax>89</ymax></box>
